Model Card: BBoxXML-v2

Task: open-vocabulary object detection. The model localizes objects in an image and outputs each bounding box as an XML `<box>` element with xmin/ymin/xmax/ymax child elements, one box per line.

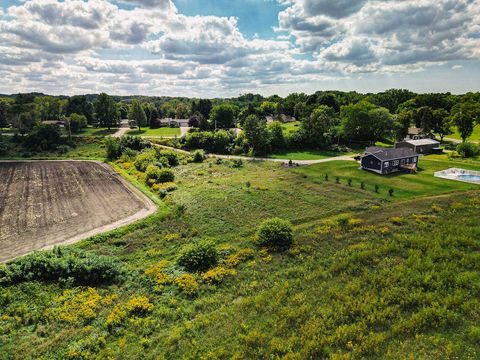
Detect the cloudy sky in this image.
<box><xmin>0</xmin><ymin>0</ymin><xmax>479</xmax><ymax>97</ymax></box>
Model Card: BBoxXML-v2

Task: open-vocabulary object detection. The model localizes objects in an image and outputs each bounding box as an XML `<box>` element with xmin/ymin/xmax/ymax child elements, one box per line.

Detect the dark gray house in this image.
<box><xmin>395</xmin><ymin>139</ymin><xmax>441</xmax><ymax>154</ymax></box>
<box><xmin>361</xmin><ymin>147</ymin><xmax>420</xmax><ymax>175</ymax></box>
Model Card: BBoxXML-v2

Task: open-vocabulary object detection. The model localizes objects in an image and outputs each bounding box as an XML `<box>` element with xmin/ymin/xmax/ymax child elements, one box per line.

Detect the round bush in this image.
<box><xmin>177</xmin><ymin>240</ymin><xmax>219</xmax><ymax>272</ymax></box>
<box><xmin>192</xmin><ymin>149</ymin><xmax>206</xmax><ymax>163</ymax></box>
<box><xmin>158</xmin><ymin>168</ymin><xmax>175</xmax><ymax>183</ymax></box>
<box><xmin>145</xmin><ymin>164</ymin><xmax>162</xmax><ymax>182</ymax></box>
<box><xmin>256</xmin><ymin>218</ymin><xmax>293</xmax><ymax>248</ymax></box>
<box><xmin>456</xmin><ymin>142</ymin><xmax>479</xmax><ymax>158</ymax></box>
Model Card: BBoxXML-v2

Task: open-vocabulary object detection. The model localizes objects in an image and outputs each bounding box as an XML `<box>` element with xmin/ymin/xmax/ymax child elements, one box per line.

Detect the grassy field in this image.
<box><xmin>282</xmin><ymin>121</ymin><xmax>301</xmax><ymax>134</ymax></box>
<box><xmin>444</xmin><ymin>124</ymin><xmax>480</xmax><ymax>142</ymax></box>
<box><xmin>0</xmin><ymin>147</ymin><xmax>479</xmax><ymax>359</ymax></box>
<box><xmin>127</xmin><ymin>127</ymin><xmax>181</xmax><ymax>137</ymax></box>
<box><xmin>72</xmin><ymin>127</ymin><xmax>118</xmax><ymax>137</ymax></box>
<box><xmin>268</xmin><ymin>149</ymin><xmax>355</xmax><ymax>160</ymax></box>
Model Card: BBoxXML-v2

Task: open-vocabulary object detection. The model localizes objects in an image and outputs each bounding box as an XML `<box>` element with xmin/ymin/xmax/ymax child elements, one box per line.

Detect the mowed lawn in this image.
<box><xmin>127</xmin><ymin>127</ymin><xmax>181</xmax><ymax>137</ymax></box>
<box><xmin>72</xmin><ymin>127</ymin><xmax>118</xmax><ymax>137</ymax></box>
<box><xmin>294</xmin><ymin>156</ymin><xmax>480</xmax><ymax>199</ymax></box>
<box><xmin>268</xmin><ymin>149</ymin><xmax>355</xmax><ymax>160</ymax></box>
<box><xmin>444</xmin><ymin>124</ymin><xmax>480</xmax><ymax>142</ymax></box>
<box><xmin>281</xmin><ymin>121</ymin><xmax>301</xmax><ymax>134</ymax></box>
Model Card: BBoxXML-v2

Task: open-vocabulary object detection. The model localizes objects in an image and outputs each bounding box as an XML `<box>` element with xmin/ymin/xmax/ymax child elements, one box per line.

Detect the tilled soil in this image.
<box><xmin>0</xmin><ymin>160</ymin><xmax>156</xmax><ymax>262</ymax></box>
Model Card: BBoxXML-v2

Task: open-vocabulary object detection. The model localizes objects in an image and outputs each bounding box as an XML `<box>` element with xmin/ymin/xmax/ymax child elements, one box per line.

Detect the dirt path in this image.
<box><xmin>0</xmin><ymin>160</ymin><xmax>157</xmax><ymax>262</ymax></box>
<box><xmin>152</xmin><ymin>143</ymin><xmax>357</xmax><ymax>165</ymax></box>
<box><xmin>112</xmin><ymin>119</ymin><xmax>130</xmax><ymax>138</ymax></box>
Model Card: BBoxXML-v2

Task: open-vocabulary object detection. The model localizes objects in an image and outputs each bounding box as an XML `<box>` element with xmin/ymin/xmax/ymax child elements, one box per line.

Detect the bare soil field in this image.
<box><xmin>0</xmin><ymin>160</ymin><xmax>156</xmax><ymax>262</ymax></box>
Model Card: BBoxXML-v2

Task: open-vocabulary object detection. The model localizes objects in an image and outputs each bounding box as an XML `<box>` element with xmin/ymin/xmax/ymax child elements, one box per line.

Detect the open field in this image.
<box><xmin>281</xmin><ymin>121</ymin><xmax>300</xmax><ymax>134</ymax></box>
<box><xmin>0</xmin><ymin>160</ymin><xmax>156</xmax><ymax>262</ymax></box>
<box><xmin>268</xmin><ymin>149</ymin><xmax>355</xmax><ymax>160</ymax></box>
<box><xmin>444</xmin><ymin>124</ymin><xmax>480</xmax><ymax>142</ymax></box>
<box><xmin>72</xmin><ymin>127</ymin><xmax>118</xmax><ymax>137</ymax></box>
<box><xmin>1</xmin><ymin>153</ymin><xmax>480</xmax><ymax>359</ymax></box>
<box><xmin>127</xmin><ymin>127</ymin><xmax>181</xmax><ymax>137</ymax></box>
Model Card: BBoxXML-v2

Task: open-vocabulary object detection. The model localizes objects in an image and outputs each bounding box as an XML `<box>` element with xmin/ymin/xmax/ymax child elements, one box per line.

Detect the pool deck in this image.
<box><xmin>434</xmin><ymin>168</ymin><xmax>480</xmax><ymax>184</ymax></box>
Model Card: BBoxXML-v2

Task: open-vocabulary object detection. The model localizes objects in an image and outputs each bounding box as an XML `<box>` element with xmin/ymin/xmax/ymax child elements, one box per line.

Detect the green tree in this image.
<box><xmin>243</xmin><ymin>114</ymin><xmax>270</xmax><ymax>155</ymax></box>
<box><xmin>413</xmin><ymin>106</ymin><xmax>434</xmax><ymax>132</ymax></box>
<box><xmin>451</xmin><ymin>102</ymin><xmax>480</xmax><ymax>142</ymax></box>
<box><xmin>432</xmin><ymin>108</ymin><xmax>453</xmax><ymax>142</ymax></box>
<box><xmin>66</xmin><ymin>95</ymin><xmax>94</xmax><ymax>124</ymax></box>
<box><xmin>0</xmin><ymin>99</ymin><xmax>10</xmax><ymax>129</ymax></box>
<box><xmin>128</xmin><ymin>100</ymin><xmax>147</xmax><ymax>130</ymax></box>
<box><xmin>94</xmin><ymin>93</ymin><xmax>119</xmax><ymax>129</ymax></box>
<box><xmin>396</xmin><ymin>109</ymin><xmax>413</xmax><ymax>140</ymax></box>
<box><xmin>68</xmin><ymin>113</ymin><xmax>88</xmax><ymax>133</ymax></box>
<box><xmin>268</xmin><ymin>121</ymin><xmax>285</xmax><ymax>150</ymax></box>
<box><xmin>300</xmin><ymin>105</ymin><xmax>337</xmax><ymax>147</ymax></box>
<box><xmin>210</xmin><ymin>103</ymin><xmax>237</xmax><ymax>129</ymax></box>
<box><xmin>340</xmin><ymin>101</ymin><xmax>378</xmax><ymax>143</ymax></box>
<box><xmin>368</xmin><ymin>107</ymin><xmax>395</xmax><ymax>142</ymax></box>
<box><xmin>259</xmin><ymin>101</ymin><xmax>278</xmax><ymax>117</ymax></box>
<box><xmin>34</xmin><ymin>96</ymin><xmax>66</xmax><ymax>120</ymax></box>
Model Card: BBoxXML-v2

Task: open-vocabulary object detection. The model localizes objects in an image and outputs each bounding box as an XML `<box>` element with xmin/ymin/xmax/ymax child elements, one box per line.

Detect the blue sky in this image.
<box><xmin>0</xmin><ymin>0</ymin><xmax>479</xmax><ymax>96</ymax></box>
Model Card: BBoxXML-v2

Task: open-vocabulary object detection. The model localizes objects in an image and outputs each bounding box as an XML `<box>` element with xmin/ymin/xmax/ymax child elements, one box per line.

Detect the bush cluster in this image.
<box><xmin>0</xmin><ymin>247</ymin><xmax>124</xmax><ymax>286</ymax></box>
<box><xmin>256</xmin><ymin>218</ymin><xmax>293</xmax><ymax>248</ymax></box>
<box><xmin>177</xmin><ymin>240</ymin><xmax>220</xmax><ymax>272</ymax></box>
<box><xmin>182</xmin><ymin>130</ymin><xmax>235</xmax><ymax>153</ymax></box>
<box><xmin>106</xmin><ymin>135</ymin><xmax>151</xmax><ymax>160</ymax></box>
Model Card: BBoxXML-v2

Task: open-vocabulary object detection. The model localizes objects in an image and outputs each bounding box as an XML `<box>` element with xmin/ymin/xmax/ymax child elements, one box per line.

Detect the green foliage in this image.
<box><xmin>0</xmin><ymin>134</ymin><xmax>10</xmax><ymax>155</ymax></box>
<box><xmin>0</xmin><ymin>247</ymin><xmax>124</xmax><ymax>286</ymax></box>
<box><xmin>94</xmin><ymin>93</ymin><xmax>119</xmax><ymax>129</ymax></box>
<box><xmin>157</xmin><ymin>168</ymin><xmax>175</xmax><ymax>183</ymax></box>
<box><xmin>68</xmin><ymin>113</ymin><xmax>88</xmax><ymax>133</ymax></box>
<box><xmin>183</xmin><ymin>130</ymin><xmax>234</xmax><ymax>153</ymax></box>
<box><xmin>158</xmin><ymin>149</ymin><xmax>179</xmax><ymax>166</ymax></box>
<box><xmin>192</xmin><ymin>149</ymin><xmax>206</xmax><ymax>163</ymax></box>
<box><xmin>24</xmin><ymin>123</ymin><xmax>63</xmax><ymax>151</ymax></box>
<box><xmin>243</xmin><ymin>114</ymin><xmax>270</xmax><ymax>155</ymax></box>
<box><xmin>128</xmin><ymin>100</ymin><xmax>147</xmax><ymax>129</ymax></box>
<box><xmin>456</xmin><ymin>142</ymin><xmax>479</xmax><ymax>158</ymax></box>
<box><xmin>209</xmin><ymin>103</ymin><xmax>237</xmax><ymax>128</ymax></box>
<box><xmin>106</xmin><ymin>136</ymin><xmax>151</xmax><ymax>160</ymax></box>
<box><xmin>177</xmin><ymin>240</ymin><xmax>220</xmax><ymax>272</ymax></box>
<box><xmin>267</xmin><ymin>121</ymin><xmax>285</xmax><ymax>150</ymax></box>
<box><xmin>256</xmin><ymin>217</ymin><xmax>293</xmax><ymax>248</ymax></box>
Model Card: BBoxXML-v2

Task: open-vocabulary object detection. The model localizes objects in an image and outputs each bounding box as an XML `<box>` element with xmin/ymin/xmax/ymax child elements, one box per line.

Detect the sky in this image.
<box><xmin>0</xmin><ymin>0</ymin><xmax>479</xmax><ymax>97</ymax></box>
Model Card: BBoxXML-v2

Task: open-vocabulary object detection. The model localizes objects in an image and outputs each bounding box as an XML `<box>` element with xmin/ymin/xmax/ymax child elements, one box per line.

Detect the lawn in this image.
<box><xmin>268</xmin><ymin>149</ymin><xmax>355</xmax><ymax>160</ymax></box>
<box><xmin>127</xmin><ymin>127</ymin><xmax>181</xmax><ymax>137</ymax></box>
<box><xmin>281</xmin><ymin>121</ymin><xmax>301</xmax><ymax>134</ymax></box>
<box><xmin>443</xmin><ymin>124</ymin><xmax>480</xmax><ymax>142</ymax></box>
<box><xmin>72</xmin><ymin>127</ymin><xmax>118</xmax><ymax>137</ymax></box>
<box><xmin>294</xmin><ymin>155</ymin><xmax>480</xmax><ymax>199</ymax></box>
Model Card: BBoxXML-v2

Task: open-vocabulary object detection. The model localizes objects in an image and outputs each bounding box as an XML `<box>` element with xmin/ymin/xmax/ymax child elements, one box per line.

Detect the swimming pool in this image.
<box><xmin>434</xmin><ymin>168</ymin><xmax>480</xmax><ymax>184</ymax></box>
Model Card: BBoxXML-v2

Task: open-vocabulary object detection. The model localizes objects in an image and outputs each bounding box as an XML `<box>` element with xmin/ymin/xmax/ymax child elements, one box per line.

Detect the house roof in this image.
<box><xmin>401</xmin><ymin>139</ymin><xmax>440</xmax><ymax>146</ymax></box>
<box><xmin>364</xmin><ymin>146</ymin><xmax>419</xmax><ymax>161</ymax></box>
<box><xmin>408</xmin><ymin>127</ymin><xmax>423</xmax><ymax>135</ymax></box>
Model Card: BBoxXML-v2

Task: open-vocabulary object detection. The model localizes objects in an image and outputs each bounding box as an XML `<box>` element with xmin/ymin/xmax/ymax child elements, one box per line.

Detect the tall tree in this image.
<box><xmin>0</xmin><ymin>99</ymin><xmax>10</xmax><ymax>129</ymax></box>
<box><xmin>451</xmin><ymin>102</ymin><xmax>480</xmax><ymax>142</ymax></box>
<box><xmin>34</xmin><ymin>96</ymin><xmax>66</xmax><ymax>120</ymax></box>
<box><xmin>243</xmin><ymin>114</ymin><xmax>269</xmax><ymax>155</ymax></box>
<box><xmin>268</xmin><ymin>121</ymin><xmax>285</xmax><ymax>150</ymax></box>
<box><xmin>197</xmin><ymin>99</ymin><xmax>213</xmax><ymax>119</ymax></box>
<box><xmin>66</xmin><ymin>95</ymin><xmax>94</xmax><ymax>124</ymax></box>
<box><xmin>396</xmin><ymin>109</ymin><xmax>413</xmax><ymax>140</ymax></box>
<box><xmin>128</xmin><ymin>100</ymin><xmax>147</xmax><ymax>130</ymax></box>
<box><xmin>94</xmin><ymin>93</ymin><xmax>118</xmax><ymax>130</ymax></box>
<box><xmin>340</xmin><ymin>101</ymin><xmax>378</xmax><ymax>144</ymax></box>
<box><xmin>413</xmin><ymin>106</ymin><xmax>434</xmax><ymax>133</ymax></box>
<box><xmin>300</xmin><ymin>105</ymin><xmax>337</xmax><ymax>147</ymax></box>
<box><xmin>432</xmin><ymin>108</ymin><xmax>453</xmax><ymax>142</ymax></box>
<box><xmin>210</xmin><ymin>103</ymin><xmax>237</xmax><ymax>129</ymax></box>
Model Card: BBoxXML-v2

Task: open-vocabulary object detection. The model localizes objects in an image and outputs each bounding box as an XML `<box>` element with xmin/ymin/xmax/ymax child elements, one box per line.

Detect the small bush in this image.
<box><xmin>456</xmin><ymin>142</ymin><xmax>479</xmax><ymax>158</ymax></box>
<box><xmin>192</xmin><ymin>149</ymin><xmax>206</xmax><ymax>163</ymax></box>
<box><xmin>145</xmin><ymin>164</ymin><xmax>162</xmax><ymax>182</ymax></box>
<box><xmin>374</xmin><ymin>184</ymin><xmax>379</xmax><ymax>193</ymax></box>
<box><xmin>159</xmin><ymin>149</ymin><xmax>179</xmax><ymax>166</ymax></box>
<box><xmin>177</xmin><ymin>240</ymin><xmax>220</xmax><ymax>272</ymax></box>
<box><xmin>231</xmin><ymin>159</ymin><xmax>244</xmax><ymax>168</ymax></box>
<box><xmin>157</xmin><ymin>168</ymin><xmax>175</xmax><ymax>183</ymax></box>
<box><xmin>388</xmin><ymin>188</ymin><xmax>394</xmax><ymax>197</ymax></box>
<box><xmin>256</xmin><ymin>218</ymin><xmax>293</xmax><ymax>249</ymax></box>
<box><xmin>174</xmin><ymin>274</ymin><xmax>199</xmax><ymax>296</ymax></box>
<box><xmin>134</xmin><ymin>149</ymin><xmax>158</xmax><ymax>172</ymax></box>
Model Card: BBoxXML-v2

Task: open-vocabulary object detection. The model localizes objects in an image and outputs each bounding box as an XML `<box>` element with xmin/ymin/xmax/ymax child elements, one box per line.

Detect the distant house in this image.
<box><xmin>405</xmin><ymin>127</ymin><xmax>434</xmax><ymax>140</ymax></box>
<box><xmin>361</xmin><ymin>147</ymin><xmax>419</xmax><ymax>175</ymax></box>
<box><xmin>41</xmin><ymin>120</ymin><xmax>66</xmax><ymax>127</ymax></box>
<box><xmin>266</xmin><ymin>114</ymin><xmax>296</xmax><ymax>124</ymax></box>
<box><xmin>158</xmin><ymin>118</ymin><xmax>189</xmax><ymax>127</ymax></box>
<box><xmin>395</xmin><ymin>139</ymin><xmax>441</xmax><ymax>154</ymax></box>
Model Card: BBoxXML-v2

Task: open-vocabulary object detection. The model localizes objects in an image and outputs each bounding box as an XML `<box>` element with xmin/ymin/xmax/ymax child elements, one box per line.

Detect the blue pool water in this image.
<box><xmin>457</xmin><ymin>174</ymin><xmax>480</xmax><ymax>184</ymax></box>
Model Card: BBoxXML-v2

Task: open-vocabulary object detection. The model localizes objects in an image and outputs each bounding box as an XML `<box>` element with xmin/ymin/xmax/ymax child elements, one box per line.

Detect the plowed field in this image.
<box><xmin>0</xmin><ymin>161</ymin><xmax>156</xmax><ymax>262</ymax></box>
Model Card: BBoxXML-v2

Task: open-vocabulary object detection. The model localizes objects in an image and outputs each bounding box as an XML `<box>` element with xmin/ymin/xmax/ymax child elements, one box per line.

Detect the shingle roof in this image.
<box><xmin>364</xmin><ymin>147</ymin><xmax>418</xmax><ymax>161</ymax></box>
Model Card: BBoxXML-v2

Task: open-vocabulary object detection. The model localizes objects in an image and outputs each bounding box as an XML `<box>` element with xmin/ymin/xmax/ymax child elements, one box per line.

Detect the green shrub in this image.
<box><xmin>159</xmin><ymin>149</ymin><xmax>179</xmax><ymax>166</ymax></box>
<box><xmin>134</xmin><ymin>149</ymin><xmax>158</xmax><ymax>172</ymax></box>
<box><xmin>107</xmin><ymin>136</ymin><xmax>151</xmax><ymax>160</ymax></box>
<box><xmin>145</xmin><ymin>164</ymin><xmax>162</xmax><ymax>182</ymax></box>
<box><xmin>0</xmin><ymin>134</ymin><xmax>10</xmax><ymax>155</ymax></box>
<box><xmin>456</xmin><ymin>142</ymin><xmax>479</xmax><ymax>158</ymax></box>
<box><xmin>256</xmin><ymin>218</ymin><xmax>293</xmax><ymax>248</ymax></box>
<box><xmin>231</xmin><ymin>159</ymin><xmax>243</xmax><ymax>168</ymax></box>
<box><xmin>157</xmin><ymin>168</ymin><xmax>175</xmax><ymax>183</ymax></box>
<box><xmin>0</xmin><ymin>247</ymin><xmax>124</xmax><ymax>286</ymax></box>
<box><xmin>177</xmin><ymin>240</ymin><xmax>220</xmax><ymax>272</ymax></box>
<box><xmin>192</xmin><ymin>149</ymin><xmax>206</xmax><ymax>163</ymax></box>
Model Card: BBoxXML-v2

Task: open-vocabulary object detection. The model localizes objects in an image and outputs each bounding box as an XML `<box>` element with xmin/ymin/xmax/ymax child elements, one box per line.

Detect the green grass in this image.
<box><xmin>1</xmin><ymin>154</ymin><xmax>479</xmax><ymax>359</ymax></box>
<box><xmin>282</xmin><ymin>121</ymin><xmax>301</xmax><ymax>134</ymax></box>
<box><xmin>72</xmin><ymin>127</ymin><xmax>118</xmax><ymax>137</ymax></box>
<box><xmin>127</xmin><ymin>127</ymin><xmax>181</xmax><ymax>137</ymax></box>
<box><xmin>268</xmin><ymin>149</ymin><xmax>355</xmax><ymax>160</ymax></box>
<box><xmin>443</xmin><ymin>124</ymin><xmax>480</xmax><ymax>142</ymax></box>
<box><xmin>294</xmin><ymin>156</ymin><xmax>480</xmax><ymax>199</ymax></box>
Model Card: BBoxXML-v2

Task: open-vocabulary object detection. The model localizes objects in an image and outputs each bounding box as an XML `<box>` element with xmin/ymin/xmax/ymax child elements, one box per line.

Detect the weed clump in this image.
<box><xmin>256</xmin><ymin>218</ymin><xmax>293</xmax><ymax>249</ymax></box>
<box><xmin>177</xmin><ymin>240</ymin><xmax>220</xmax><ymax>272</ymax></box>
